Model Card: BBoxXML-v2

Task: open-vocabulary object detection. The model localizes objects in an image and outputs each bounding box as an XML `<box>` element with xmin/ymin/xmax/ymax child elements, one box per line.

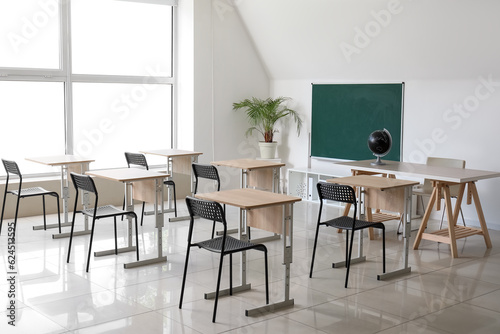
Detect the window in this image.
<box><xmin>0</xmin><ymin>0</ymin><xmax>174</xmax><ymax>176</ymax></box>
<box><xmin>72</xmin><ymin>83</ymin><xmax>172</xmax><ymax>169</ymax></box>
<box><xmin>0</xmin><ymin>81</ymin><xmax>65</xmax><ymax>175</ymax></box>
<box><xmin>71</xmin><ymin>0</ymin><xmax>172</xmax><ymax>76</ymax></box>
<box><xmin>0</xmin><ymin>0</ymin><xmax>60</xmax><ymax>69</ymax></box>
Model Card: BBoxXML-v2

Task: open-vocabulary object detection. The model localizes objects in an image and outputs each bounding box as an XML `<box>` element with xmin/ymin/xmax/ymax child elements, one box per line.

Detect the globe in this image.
<box><xmin>367</xmin><ymin>129</ymin><xmax>392</xmax><ymax>165</ymax></box>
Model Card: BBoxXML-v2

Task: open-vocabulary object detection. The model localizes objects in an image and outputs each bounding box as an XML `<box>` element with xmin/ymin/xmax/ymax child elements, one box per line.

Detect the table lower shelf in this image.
<box><xmin>420</xmin><ymin>225</ymin><xmax>484</xmax><ymax>244</ymax></box>
<box><xmin>368</xmin><ymin>212</ymin><xmax>401</xmax><ymax>223</ymax></box>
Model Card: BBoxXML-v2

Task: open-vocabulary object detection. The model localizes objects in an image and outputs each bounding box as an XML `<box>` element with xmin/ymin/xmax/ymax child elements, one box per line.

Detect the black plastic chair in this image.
<box><xmin>66</xmin><ymin>173</ymin><xmax>139</xmax><ymax>272</ymax></box>
<box><xmin>192</xmin><ymin>163</ymin><xmax>221</xmax><ymax>238</ymax></box>
<box><xmin>309</xmin><ymin>182</ymin><xmax>386</xmax><ymax>288</ymax></box>
<box><xmin>124</xmin><ymin>152</ymin><xmax>177</xmax><ymax>225</ymax></box>
<box><xmin>0</xmin><ymin>159</ymin><xmax>61</xmax><ymax>236</ymax></box>
<box><xmin>179</xmin><ymin>196</ymin><xmax>269</xmax><ymax>323</ymax></box>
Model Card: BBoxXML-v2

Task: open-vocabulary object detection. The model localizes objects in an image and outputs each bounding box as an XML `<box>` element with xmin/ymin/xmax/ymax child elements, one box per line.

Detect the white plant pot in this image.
<box><xmin>259</xmin><ymin>142</ymin><xmax>277</xmax><ymax>159</ymax></box>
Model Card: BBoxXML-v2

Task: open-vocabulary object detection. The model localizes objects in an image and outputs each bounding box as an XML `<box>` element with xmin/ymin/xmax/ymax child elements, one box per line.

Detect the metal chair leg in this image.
<box><xmin>0</xmin><ymin>189</ymin><xmax>7</xmax><ymax>235</ymax></box>
<box><xmin>382</xmin><ymin>227</ymin><xmax>386</xmax><ymax>273</ymax></box>
<box><xmin>264</xmin><ymin>249</ymin><xmax>269</xmax><ymax>304</ymax></box>
<box><xmin>134</xmin><ymin>215</ymin><xmax>139</xmax><ymax>261</ymax></box>
<box><xmin>213</xmin><ymin>254</ymin><xmax>225</xmax><ymax>323</ymax></box>
<box><xmin>309</xmin><ymin>223</ymin><xmax>321</xmax><ymax>277</ymax></box>
<box><xmin>67</xmin><ymin>211</ymin><xmax>78</xmax><ymax>263</ymax></box>
<box><xmin>42</xmin><ymin>195</ymin><xmax>47</xmax><ymax>230</ymax></box>
<box><xmin>179</xmin><ymin>246</ymin><xmax>191</xmax><ymax>309</ymax></box>
<box><xmin>114</xmin><ymin>217</ymin><xmax>118</xmax><ymax>255</ymax></box>
<box><xmin>86</xmin><ymin>218</ymin><xmax>97</xmax><ymax>273</ymax></box>
<box><xmin>56</xmin><ymin>194</ymin><xmax>62</xmax><ymax>234</ymax></box>
<box><xmin>140</xmin><ymin>202</ymin><xmax>145</xmax><ymax>226</ymax></box>
<box><xmin>345</xmin><ymin>229</ymin><xmax>355</xmax><ymax>288</ymax></box>
<box><xmin>171</xmin><ymin>183</ymin><xmax>177</xmax><ymax>217</ymax></box>
<box><xmin>229</xmin><ymin>253</ymin><xmax>233</xmax><ymax>296</ymax></box>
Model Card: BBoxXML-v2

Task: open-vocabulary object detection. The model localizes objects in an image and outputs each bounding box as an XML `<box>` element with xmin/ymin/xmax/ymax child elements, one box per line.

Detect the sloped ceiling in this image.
<box><xmin>236</xmin><ymin>0</ymin><xmax>500</xmax><ymax>80</ymax></box>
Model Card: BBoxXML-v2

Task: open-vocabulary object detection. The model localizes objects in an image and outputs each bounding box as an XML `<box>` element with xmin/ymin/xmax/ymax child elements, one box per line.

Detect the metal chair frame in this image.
<box><xmin>179</xmin><ymin>196</ymin><xmax>269</xmax><ymax>322</ymax></box>
<box><xmin>124</xmin><ymin>152</ymin><xmax>177</xmax><ymax>225</ymax></box>
<box><xmin>309</xmin><ymin>182</ymin><xmax>386</xmax><ymax>288</ymax></box>
<box><xmin>0</xmin><ymin>159</ymin><xmax>61</xmax><ymax>236</ymax></box>
<box><xmin>66</xmin><ymin>172</ymin><xmax>139</xmax><ymax>272</ymax></box>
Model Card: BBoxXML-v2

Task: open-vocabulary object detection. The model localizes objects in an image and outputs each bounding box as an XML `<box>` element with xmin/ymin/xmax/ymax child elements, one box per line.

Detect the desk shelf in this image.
<box><xmin>287</xmin><ymin>168</ymin><xmax>340</xmax><ymax>202</ymax></box>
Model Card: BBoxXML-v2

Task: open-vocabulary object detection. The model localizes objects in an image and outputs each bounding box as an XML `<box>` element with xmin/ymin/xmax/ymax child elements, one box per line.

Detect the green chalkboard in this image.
<box><xmin>311</xmin><ymin>83</ymin><xmax>404</xmax><ymax>161</ymax></box>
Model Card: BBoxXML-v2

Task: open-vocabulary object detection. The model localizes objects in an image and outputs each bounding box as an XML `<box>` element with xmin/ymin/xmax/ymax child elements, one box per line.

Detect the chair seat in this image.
<box><xmin>9</xmin><ymin>187</ymin><xmax>57</xmax><ymax>197</ymax></box>
<box><xmin>197</xmin><ymin>236</ymin><xmax>265</xmax><ymax>254</ymax></box>
<box><xmin>81</xmin><ymin>205</ymin><xmax>131</xmax><ymax>218</ymax></box>
<box><xmin>324</xmin><ymin>215</ymin><xmax>383</xmax><ymax>231</ymax></box>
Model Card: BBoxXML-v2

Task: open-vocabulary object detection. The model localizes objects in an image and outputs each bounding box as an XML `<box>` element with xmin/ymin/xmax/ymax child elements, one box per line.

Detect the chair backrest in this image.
<box><xmin>2</xmin><ymin>159</ymin><xmax>22</xmax><ymax>177</ymax></box>
<box><xmin>192</xmin><ymin>163</ymin><xmax>220</xmax><ymax>194</ymax></box>
<box><xmin>125</xmin><ymin>152</ymin><xmax>149</xmax><ymax>170</ymax></box>
<box><xmin>317</xmin><ymin>182</ymin><xmax>357</xmax><ymax>205</ymax></box>
<box><xmin>185</xmin><ymin>196</ymin><xmax>225</xmax><ymax>224</ymax></box>
<box><xmin>427</xmin><ymin>157</ymin><xmax>466</xmax><ymax>169</ymax></box>
<box><xmin>70</xmin><ymin>172</ymin><xmax>98</xmax><ymax>195</ymax></box>
<box><xmin>317</xmin><ymin>182</ymin><xmax>358</xmax><ymax>223</ymax></box>
<box><xmin>423</xmin><ymin>157</ymin><xmax>466</xmax><ymax>196</ymax></box>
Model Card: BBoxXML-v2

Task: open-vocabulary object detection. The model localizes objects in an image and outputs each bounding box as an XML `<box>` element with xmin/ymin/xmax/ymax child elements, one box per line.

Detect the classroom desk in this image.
<box><xmin>86</xmin><ymin>168</ymin><xmax>168</xmax><ymax>268</ymax></box>
<box><xmin>211</xmin><ymin>158</ymin><xmax>285</xmax><ymax>193</ymax></box>
<box><xmin>26</xmin><ymin>155</ymin><xmax>94</xmax><ymax>238</ymax></box>
<box><xmin>195</xmin><ymin>188</ymin><xmax>301</xmax><ymax>316</ymax></box>
<box><xmin>211</xmin><ymin>158</ymin><xmax>286</xmax><ymax>240</ymax></box>
<box><xmin>140</xmin><ymin>149</ymin><xmax>203</xmax><ymax>222</ymax></box>
<box><xmin>327</xmin><ymin>175</ymin><xmax>419</xmax><ymax>280</ymax></box>
<box><xmin>335</xmin><ymin>160</ymin><xmax>500</xmax><ymax>258</ymax></box>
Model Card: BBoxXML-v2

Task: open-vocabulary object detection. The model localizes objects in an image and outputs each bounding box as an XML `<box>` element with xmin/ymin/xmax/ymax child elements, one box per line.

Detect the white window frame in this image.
<box><xmin>0</xmin><ymin>0</ymin><xmax>176</xmax><ymax>177</ymax></box>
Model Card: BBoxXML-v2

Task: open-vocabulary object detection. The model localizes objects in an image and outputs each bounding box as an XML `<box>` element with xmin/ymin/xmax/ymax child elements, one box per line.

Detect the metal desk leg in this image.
<box><xmin>246</xmin><ymin>203</ymin><xmax>295</xmax><ymax>316</ymax></box>
<box><xmin>378</xmin><ymin>186</ymin><xmax>412</xmax><ymax>280</ymax></box>
<box><xmin>125</xmin><ymin>178</ymin><xmax>167</xmax><ymax>268</ymax></box>
<box><xmin>168</xmin><ymin>155</ymin><xmax>198</xmax><ymax>222</ymax></box>
<box><xmin>52</xmin><ymin>163</ymin><xmax>92</xmax><ymax>239</ymax></box>
<box><xmin>35</xmin><ymin>164</ymin><xmax>70</xmax><ymax>231</ymax></box>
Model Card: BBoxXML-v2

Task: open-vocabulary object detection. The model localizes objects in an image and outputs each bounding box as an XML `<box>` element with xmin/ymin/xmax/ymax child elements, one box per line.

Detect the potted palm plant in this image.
<box><xmin>233</xmin><ymin>96</ymin><xmax>302</xmax><ymax>159</ymax></box>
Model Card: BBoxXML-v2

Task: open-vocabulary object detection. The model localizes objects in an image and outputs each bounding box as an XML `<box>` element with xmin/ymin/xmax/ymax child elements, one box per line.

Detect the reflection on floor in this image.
<box><xmin>1</xmin><ymin>200</ymin><xmax>499</xmax><ymax>333</ymax></box>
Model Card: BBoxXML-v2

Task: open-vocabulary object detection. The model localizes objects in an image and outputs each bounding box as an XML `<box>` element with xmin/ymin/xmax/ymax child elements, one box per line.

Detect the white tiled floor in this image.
<box><xmin>1</xmin><ymin>200</ymin><xmax>500</xmax><ymax>333</ymax></box>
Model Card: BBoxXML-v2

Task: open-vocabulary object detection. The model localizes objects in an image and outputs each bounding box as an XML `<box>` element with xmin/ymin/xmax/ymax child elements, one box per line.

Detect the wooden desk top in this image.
<box><xmin>140</xmin><ymin>149</ymin><xmax>203</xmax><ymax>158</ymax></box>
<box><xmin>26</xmin><ymin>155</ymin><xmax>95</xmax><ymax>166</ymax></box>
<box><xmin>86</xmin><ymin>168</ymin><xmax>169</xmax><ymax>182</ymax></box>
<box><xmin>211</xmin><ymin>158</ymin><xmax>285</xmax><ymax>170</ymax></box>
<box><xmin>327</xmin><ymin>175</ymin><xmax>419</xmax><ymax>190</ymax></box>
<box><xmin>195</xmin><ymin>188</ymin><xmax>301</xmax><ymax>210</ymax></box>
<box><xmin>335</xmin><ymin>160</ymin><xmax>500</xmax><ymax>183</ymax></box>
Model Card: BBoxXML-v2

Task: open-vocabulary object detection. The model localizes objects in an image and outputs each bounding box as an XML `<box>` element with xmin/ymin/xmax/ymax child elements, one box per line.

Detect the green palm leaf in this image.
<box><xmin>233</xmin><ymin>96</ymin><xmax>302</xmax><ymax>143</ymax></box>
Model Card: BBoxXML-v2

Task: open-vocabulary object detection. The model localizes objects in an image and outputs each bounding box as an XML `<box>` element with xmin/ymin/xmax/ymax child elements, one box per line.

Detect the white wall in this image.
<box><xmin>178</xmin><ymin>0</ymin><xmax>270</xmax><ymax>191</ymax></box>
<box><xmin>234</xmin><ymin>0</ymin><xmax>500</xmax><ymax>229</ymax></box>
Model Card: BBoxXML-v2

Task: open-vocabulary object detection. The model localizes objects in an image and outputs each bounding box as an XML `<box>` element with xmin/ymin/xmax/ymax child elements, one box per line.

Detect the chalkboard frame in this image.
<box><xmin>311</xmin><ymin>83</ymin><xmax>404</xmax><ymax>162</ymax></box>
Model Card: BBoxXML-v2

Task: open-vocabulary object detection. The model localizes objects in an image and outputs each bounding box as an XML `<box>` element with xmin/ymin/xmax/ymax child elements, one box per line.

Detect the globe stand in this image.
<box><xmin>371</xmin><ymin>155</ymin><xmax>386</xmax><ymax>165</ymax></box>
